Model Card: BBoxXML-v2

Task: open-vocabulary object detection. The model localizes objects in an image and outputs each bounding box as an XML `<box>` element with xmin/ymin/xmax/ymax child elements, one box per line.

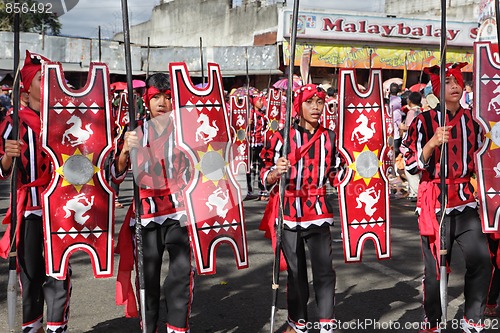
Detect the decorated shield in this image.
<box><xmin>322</xmin><ymin>99</ymin><xmax>337</xmax><ymax>133</ymax></box>
<box><xmin>336</xmin><ymin>69</ymin><xmax>391</xmax><ymax>262</ymax></box>
<box><xmin>383</xmin><ymin>103</ymin><xmax>396</xmax><ymax>178</ymax></box>
<box><xmin>117</xmin><ymin>91</ymin><xmax>131</xmax><ymax>134</ymax></box>
<box><xmin>41</xmin><ymin>63</ymin><xmax>114</xmax><ymax>279</ymax></box>
<box><xmin>264</xmin><ymin>88</ymin><xmax>282</xmax><ymax>145</ymax></box>
<box><xmin>229</xmin><ymin>95</ymin><xmax>249</xmax><ymax>175</ymax></box>
<box><xmin>170</xmin><ymin>62</ymin><xmax>249</xmax><ymax>275</ymax></box>
<box><xmin>473</xmin><ymin>42</ymin><xmax>500</xmax><ymax>233</ymax></box>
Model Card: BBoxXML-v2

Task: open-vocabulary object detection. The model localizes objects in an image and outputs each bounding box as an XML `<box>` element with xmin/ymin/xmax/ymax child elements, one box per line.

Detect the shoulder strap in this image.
<box><xmin>288</xmin><ymin>126</ymin><xmax>325</xmax><ymax>166</ymax></box>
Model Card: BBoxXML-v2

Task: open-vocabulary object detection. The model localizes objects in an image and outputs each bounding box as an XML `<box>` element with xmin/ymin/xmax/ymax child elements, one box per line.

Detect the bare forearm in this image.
<box><xmin>421</xmin><ymin>140</ymin><xmax>437</xmax><ymax>164</ymax></box>
<box><xmin>0</xmin><ymin>155</ymin><xmax>13</xmax><ymax>174</ymax></box>
<box><xmin>116</xmin><ymin>151</ymin><xmax>129</xmax><ymax>174</ymax></box>
<box><xmin>266</xmin><ymin>169</ymin><xmax>280</xmax><ymax>186</ymax></box>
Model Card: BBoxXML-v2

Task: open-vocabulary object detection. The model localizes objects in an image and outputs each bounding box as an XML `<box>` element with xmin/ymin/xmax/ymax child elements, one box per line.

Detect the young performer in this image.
<box><xmin>399</xmin><ymin>91</ymin><xmax>423</xmax><ymax>201</ymax></box>
<box><xmin>248</xmin><ymin>93</ymin><xmax>268</xmax><ymax>200</ymax></box>
<box><xmin>260</xmin><ymin>84</ymin><xmax>336</xmax><ymax>333</ymax></box>
<box><xmin>113</xmin><ymin>73</ymin><xmax>194</xmax><ymax>333</ymax></box>
<box><xmin>0</xmin><ymin>50</ymin><xmax>72</xmax><ymax>333</ymax></box>
<box><xmin>403</xmin><ymin>63</ymin><xmax>492</xmax><ymax>333</ymax></box>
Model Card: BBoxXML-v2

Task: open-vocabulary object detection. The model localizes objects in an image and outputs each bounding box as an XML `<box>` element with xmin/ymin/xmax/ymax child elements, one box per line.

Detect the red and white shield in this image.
<box><xmin>336</xmin><ymin>69</ymin><xmax>391</xmax><ymax>262</ymax></box>
<box><xmin>41</xmin><ymin>63</ymin><xmax>114</xmax><ymax>279</ymax></box>
<box><xmin>382</xmin><ymin>103</ymin><xmax>396</xmax><ymax>177</ymax></box>
<box><xmin>264</xmin><ymin>88</ymin><xmax>282</xmax><ymax>145</ymax></box>
<box><xmin>170</xmin><ymin>62</ymin><xmax>248</xmax><ymax>275</ymax></box>
<box><xmin>229</xmin><ymin>95</ymin><xmax>249</xmax><ymax>175</ymax></box>
<box><xmin>473</xmin><ymin>42</ymin><xmax>500</xmax><ymax>233</ymax></box>
<box><xmin>117</xmin><ymin>91</ymin><xmax>131</xmax><ymax>133</ymax></box>
<box><xmin>322</xmin><ymin>101</ymin><xmax>337</xmax><ymax>133</ymax></box>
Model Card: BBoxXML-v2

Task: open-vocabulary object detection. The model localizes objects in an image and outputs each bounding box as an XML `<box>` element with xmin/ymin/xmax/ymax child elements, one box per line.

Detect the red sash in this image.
<box><xmin>0</xmin><ymin>173</ymin><xmax>51</xmax><ymax>259</ymax></box>
<box><xmin>0</xmin><ymin>109</ymin><xmax>47</xmax><ymax>259</ymax></box>
<box><xmin>417</xmin><ymin>176</ymin><xmax>470</xmax><ymax>278</ymax></box>
<box><xmin>115</xmin><ymin>205</ymin><xmax>139</xmax><ymax>318</ymax></box>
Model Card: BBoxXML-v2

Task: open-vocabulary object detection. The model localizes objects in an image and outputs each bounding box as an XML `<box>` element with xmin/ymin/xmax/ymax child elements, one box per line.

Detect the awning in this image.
<box><xmin>185</xmin><ymin>69</ymin><xmax>283</xmax><ymax>77</ymax></box>
<box><xmin>283</xmin><ymin>41</ymin><xmax>474</xmax><ymax>72</ymax></box>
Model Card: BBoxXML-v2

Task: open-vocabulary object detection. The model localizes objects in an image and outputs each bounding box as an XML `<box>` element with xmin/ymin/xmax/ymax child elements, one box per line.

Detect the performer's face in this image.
<box><xmin>28</xmin><ymin>71</ymin><xmax>42</xmax><ymax>109</ymax></box>
<box><xmin>445</xmin><ymin>76</ymin><xmax>463</xmax><ymax>105</ymax></box>
<box><xmin>300</xmin><ymin>95</ymin><xmax>324</xmax><ymax>129</ymax></box>
<box><xmin>149</xmin><ymin>93</ymin><xmax>172</xmax><ymax>118</ymax></box>
<box><xmin>253</xmin><ymin>97</ymin><xmax>263</xmax><ymax>109</ymax></box>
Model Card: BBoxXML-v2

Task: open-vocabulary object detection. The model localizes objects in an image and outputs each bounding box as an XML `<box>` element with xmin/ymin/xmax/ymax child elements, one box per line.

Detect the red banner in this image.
<box><xmin>229</xmin><ymin>95</ymin><xmax>249</xmax><ymax>175</ymax></box>
<box><xmin>264</xmin><ymin>88</ymin><xmax>282</xmax><ymax>146</ymax></box>
<box><xmin>41</xmin><ymin>63</ymin><xmax>114</xmax><ymax>279</ymax></box>
<box><xmin>336</xmin><ymin>69</ymin><xmax>391</xmax><ymax>262</ymax></box>
<box><xmin>170</xmin><ymin>62</ymin><xmax>248</xmax><ymax>275</ymax></box>
<box><xmin>473</xmin><ymin>42</ymin><xmax>500</xmax><ymax>233</ymax></box>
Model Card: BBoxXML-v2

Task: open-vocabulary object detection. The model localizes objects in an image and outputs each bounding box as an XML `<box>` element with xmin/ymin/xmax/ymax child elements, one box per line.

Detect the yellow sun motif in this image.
<box><xmin>195</xmin><ymin>144</ymin><xmax>228</xmax><ymax>186</ymax></box>
<box><xmin>56</xmin><ymin>148</ymin><xmax>99</xmax><ymax>192</ymax></box>
<box><xmin>487</xmin><ymin>121</ymin><xmax>500</xmax><ymax>150</ymax></box>
<box><xmin>348</xmin><ymin>145</ymin><xmax>382</xmax><ymax>185</ymax></box>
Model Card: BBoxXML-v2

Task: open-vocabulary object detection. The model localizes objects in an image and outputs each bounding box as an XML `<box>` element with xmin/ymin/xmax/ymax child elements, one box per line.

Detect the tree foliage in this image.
<box><xmin>0</xmin><ymin>0</ymin><xmax>61</xmax><ymax>35</ymax></box>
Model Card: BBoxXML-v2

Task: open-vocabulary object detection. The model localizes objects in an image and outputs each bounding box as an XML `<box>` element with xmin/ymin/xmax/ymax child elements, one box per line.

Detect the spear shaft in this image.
<box><xmin>269</xmin><ymin>0</ymin><xmax>300</xmax><ymax>332</ymax></box>
<box><xmin>439</xmin><ymin>0</ymin><xmax>448</xmax><ymax>323</ymax></box>
<box><xmin>7</xmin><ymin>5</ymin><xmax>21</xmax><ymax>332</ymax></box>
<box><xmin>120</xmin><ymin>1</ymin><xmax>147</xmax><ymax>332</ymax></box>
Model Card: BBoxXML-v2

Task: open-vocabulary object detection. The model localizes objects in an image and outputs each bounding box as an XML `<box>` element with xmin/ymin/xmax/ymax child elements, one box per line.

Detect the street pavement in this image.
<box><xmin>0</xmin><ymin>176</ymin><xmax>488</xmax><ymax>333</ymax></box>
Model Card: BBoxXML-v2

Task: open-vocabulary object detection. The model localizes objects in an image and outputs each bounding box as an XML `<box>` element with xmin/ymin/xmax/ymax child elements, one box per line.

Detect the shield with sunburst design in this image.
<box><xmin>229</xmin><ymin>95</ymin><xmax>249</xmax><ymax>175</ymax></box>
<box><xmin>473</xmin><ymin>42</ymin><xmax>500</xmax><ymax>233</ymax></box>
<box><xmin>336</xmin><ymin>69</ymin><xmax>391</xmax><ymax>262</ymax></box>
<box><xmin>264</xmin><ymin>88</ymin><xmax>282</xmax><ymax>146</ymax></box>
<box><xmin>41</xmin><ymin>62</ymin><xmax>114</xmax><ymax>279</ymax></box>
<box><xmin>170</xmin><ymin>62</ymin><xmax>248</xmax><ymax>275</ymax></box>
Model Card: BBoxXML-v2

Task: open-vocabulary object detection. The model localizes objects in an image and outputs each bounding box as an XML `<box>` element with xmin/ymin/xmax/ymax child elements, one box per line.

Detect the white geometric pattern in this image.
<box><xmin>200</xmin><ymin>220</ymin><xmax>239</xmax><ymax>234</ymax></box>
<box><xmin>346</xmin><ymin>103</ymin><xmax>380</xmax><ymax>114</ymax></box>
<box><xmin>350</xmin><ymin>217</ymin><xmax>386</xmax><ymax>229</ymax></box>
<box><xmin>55</xmin><ymin>226</ymin><xmax>106</xmax><ymax>239</ymax></box>
<box><xmin>487</xmin><ymin>187</ymin><xmax>498</xmax><ymax>199</ymax></box>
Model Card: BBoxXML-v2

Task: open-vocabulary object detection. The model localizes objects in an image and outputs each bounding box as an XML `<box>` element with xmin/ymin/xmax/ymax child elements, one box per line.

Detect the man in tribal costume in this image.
<box><xmin>248</xmin><ymin>93</ymin><xmax>268</xmax><ymax>200</ymax></box>
<box><xmin>259</xmin><ymin>84</ymin><xmax>337</xmax><ymax>333</ymax></box>
<box><xmin>403</xmin><ymin>63</ymin><xmax>491</xmax><ymax>333</ymax></box>
<box><xmin>0</xmin><ymin>50</ymin><xmax>72</xmax><ymax>333</ymax></box>
<box><xmin>113</xmin><ymin>73</ymin><xmax>194</xmax><ymax>333</ymax></box>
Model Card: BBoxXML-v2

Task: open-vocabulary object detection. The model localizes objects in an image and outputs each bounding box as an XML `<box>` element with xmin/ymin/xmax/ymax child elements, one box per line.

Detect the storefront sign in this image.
<box><xmin>280</xmin><ymin>10</ymin><xmax>478</xmax><ymax>48</ymax></box>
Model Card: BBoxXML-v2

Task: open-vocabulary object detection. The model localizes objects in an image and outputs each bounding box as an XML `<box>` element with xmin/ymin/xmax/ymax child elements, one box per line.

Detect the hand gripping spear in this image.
<box><xmin>269</xmin><ymin>0</ymin><xmax>300</xmax><ymax>332</ymax></box>
<box><xmin>438</xmin><ymin>0</ymin><xmax>449</xmax><ymax>323</ymax></box>
<box><xmin>120</xmin><ymin>1</ymin><xmax>147</xmax><ymax>332</ymax></box>
<box><xmin>7</xmin><ymin>6</ymin><xmax>21</xmax><ymax>332</ymax></box>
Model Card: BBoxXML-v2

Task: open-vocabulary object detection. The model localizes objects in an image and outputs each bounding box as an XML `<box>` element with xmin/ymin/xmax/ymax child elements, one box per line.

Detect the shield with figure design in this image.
<box><xmin>473</xmin><ymin>42</ymin><xmax>500</xmax><ymax>233</ymax></box>
<box><xmin>264</xmin><ymin>88</ymin><xmax>282</xmax><ymax>145</ymax></box>
<box><xmin>229</xmin><ymin>95</ymin><xmax>249</xmax><ymax>175</ymax></box>
<box><xmin>322</xmin><ymin>100</ymin><xmax>337</xmax><ymax>133</ymax></box>
<box><xmin>170</xmin><ymin>62</ymin><xmax>248</xmax><ymax>275</ymax></box>
<box><xmin>336</xmin><ymin>69</ymin><xmax>391</xmax><ymax>262</ymax></box>
<box><xmin>41</xmin><ymin>62</ymin><xmax>114</xmax><ymax>279</ymax></box>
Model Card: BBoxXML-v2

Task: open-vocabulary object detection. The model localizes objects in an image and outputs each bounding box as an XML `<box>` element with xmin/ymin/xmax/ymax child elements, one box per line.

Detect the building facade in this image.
<box><xmin>115</xmin><ymin>0</ymin><xmax>479</xmax><ymax>88</ymax></box>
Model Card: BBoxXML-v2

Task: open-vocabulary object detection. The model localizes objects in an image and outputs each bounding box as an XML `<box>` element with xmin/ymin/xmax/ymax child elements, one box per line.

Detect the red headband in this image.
<box><xmin>20</xmin><ymin>50</ymin><xmax>50</xmax><ymax>93</ymax></box>
<box><xmin>293</xmin><ymin>84</ymin><xmax>326</xmax><ymax>115</ymax></box>
<box><xmin>143</xmin><ymin>86</ymin><xmax>171</xmax><ymax>110</ymax></box>
<box><xmin>424</xmin><ymin>62</ymin><xmax>467</xmax><ymax>98</ymax></box>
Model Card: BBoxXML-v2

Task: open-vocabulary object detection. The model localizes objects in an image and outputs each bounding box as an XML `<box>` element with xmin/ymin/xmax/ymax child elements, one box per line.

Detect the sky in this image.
<box><xmin>58</xmin><ymin>0</ymin><xmax>160</xmax><ymax>39</ymax></box>
<box><xmin>58</xmin><ymin>0</ymin><xmax>385</xmax><ymax>39</ymax></box>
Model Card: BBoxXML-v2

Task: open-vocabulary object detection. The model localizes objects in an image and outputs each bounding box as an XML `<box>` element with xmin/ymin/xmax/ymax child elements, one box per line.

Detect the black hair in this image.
<box><xmin>326</xmin><ymin>87</ymin><xmax>335</xmax><ymax>96</ymax></box>
<box><xmin>389</xmin><ymin>83</ymin><xmax>400</xmax><ymax>95</ymax></box>
<box><xmin>408</xmin><ymin>91</ymin><xmax>422</xmax><ymax>106</ymax></box>
<box><xmin>145</xmin><ymin>73</ymin><xmax>170</xmax><ymax>91</ymax></box>
<box><xmin>400</xmin><ymin>90</ymin><xmax>411</xmax><ymax>106</ymax></box>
